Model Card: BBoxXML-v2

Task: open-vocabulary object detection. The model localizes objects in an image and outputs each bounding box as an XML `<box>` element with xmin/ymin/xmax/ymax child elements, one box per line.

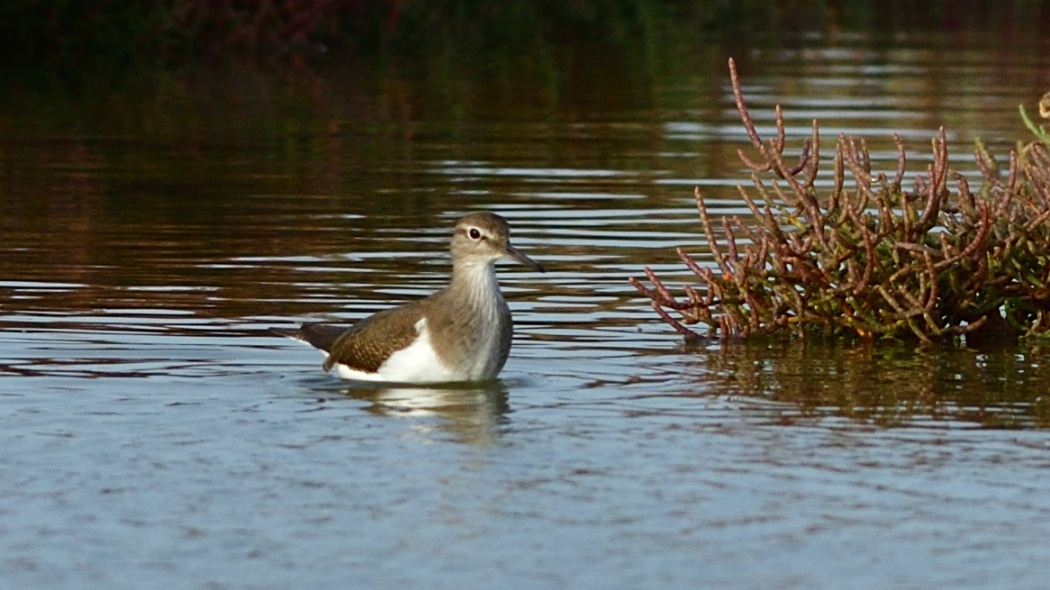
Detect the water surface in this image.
<box><xmin>3</xmin><ymin>16</ymin><xmax>1050</xmax><ymax>589</ymax></box>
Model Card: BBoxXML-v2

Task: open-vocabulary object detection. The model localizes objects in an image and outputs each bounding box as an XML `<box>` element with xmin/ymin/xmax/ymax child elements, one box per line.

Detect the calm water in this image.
<box><xmin>4</xmin><ymin>18</ymin><xmax>1050</xmax><ymax>589</ymax></box>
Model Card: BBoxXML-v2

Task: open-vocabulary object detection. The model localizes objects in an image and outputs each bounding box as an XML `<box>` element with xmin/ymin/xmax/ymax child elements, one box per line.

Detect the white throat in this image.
<box><xmin>452</xmin><ymin>260</ymin><xmax>503</xmax><ymax>309</ymax></box>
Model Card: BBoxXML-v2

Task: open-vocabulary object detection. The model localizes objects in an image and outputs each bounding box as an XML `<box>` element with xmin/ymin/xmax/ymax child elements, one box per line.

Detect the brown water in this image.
<box><xmin>3</xmin><ymin>17</ymin><xmax>1050</xmax><ymax>589</ymax></box>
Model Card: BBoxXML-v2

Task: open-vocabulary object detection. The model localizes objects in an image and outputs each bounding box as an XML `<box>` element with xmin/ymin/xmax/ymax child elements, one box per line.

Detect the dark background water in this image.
<box><xmin>3</xmin><ymin>3</ymin><xmax>1050</xmax><ymax>588</ymax></box>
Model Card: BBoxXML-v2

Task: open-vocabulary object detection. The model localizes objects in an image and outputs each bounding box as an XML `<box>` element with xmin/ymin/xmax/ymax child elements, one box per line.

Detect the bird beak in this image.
<box><xmin>505</xmin><ymin>244</ymin><xmax>546</xmax><ymax>273</ymax></box>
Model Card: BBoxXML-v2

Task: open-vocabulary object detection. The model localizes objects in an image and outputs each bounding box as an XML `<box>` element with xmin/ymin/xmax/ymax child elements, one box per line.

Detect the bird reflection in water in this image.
<box><xmin>341</xmin><ymin>381</ymin><xmax>510</xmax><ymax>445</ymax></box>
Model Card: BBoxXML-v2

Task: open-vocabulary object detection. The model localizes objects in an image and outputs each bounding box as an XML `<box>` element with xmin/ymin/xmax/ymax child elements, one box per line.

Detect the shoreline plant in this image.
<box><xmin>631</xmin><ymin>58</ymin><xmax>1050</xmax><ymax>345</ymax></box>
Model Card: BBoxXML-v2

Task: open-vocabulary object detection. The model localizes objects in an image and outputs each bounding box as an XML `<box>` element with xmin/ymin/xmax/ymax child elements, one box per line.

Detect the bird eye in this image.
<box><xmin>468</xmin><ymin>228</ymin><xmax>482</xmax><ymax>240</ymax></box>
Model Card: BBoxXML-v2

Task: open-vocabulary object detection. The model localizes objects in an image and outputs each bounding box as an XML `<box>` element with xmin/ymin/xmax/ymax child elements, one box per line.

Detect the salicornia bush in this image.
<box><xmin>632</xmin><ymin>58</ymin><xmax>1050</xmax><ymax>344</ymax></box>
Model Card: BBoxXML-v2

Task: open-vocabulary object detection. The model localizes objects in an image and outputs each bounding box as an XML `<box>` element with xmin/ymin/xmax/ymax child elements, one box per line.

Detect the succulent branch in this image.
<box><xmin>1020</xmin><ymin>91</ymin><xmax>1050</xmax><ymax>148</ymax></box>
<box><xmin>632</xmin><ymin>58</ymin><xmax>1050</xmax><ymax>344</ymax></box>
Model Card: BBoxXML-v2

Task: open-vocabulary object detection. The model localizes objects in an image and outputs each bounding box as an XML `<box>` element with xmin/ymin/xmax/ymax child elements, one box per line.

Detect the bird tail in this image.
<box><xmin>268</xmin><ymin>327</ymin><xmax>305</xmax><ymax>341</ymax></box>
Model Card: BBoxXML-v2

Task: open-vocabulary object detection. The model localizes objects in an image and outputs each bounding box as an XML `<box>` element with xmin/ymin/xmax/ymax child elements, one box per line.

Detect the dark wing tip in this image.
<box><xmin>272</xmin><ymin>322</ymin><xmax>350</xmax><ymax>354</ymax></box>
<box><xmin>268</xmin><ymin>327</ymin><xmax>302</xmax><ymax>339</ymax></box>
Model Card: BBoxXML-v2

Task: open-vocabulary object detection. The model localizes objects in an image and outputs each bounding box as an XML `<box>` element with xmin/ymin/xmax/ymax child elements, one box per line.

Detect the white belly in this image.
<box><xmin>328</xmin><ymin>319</ymin><xmax>463</xmax><ymax>384</ymax></box>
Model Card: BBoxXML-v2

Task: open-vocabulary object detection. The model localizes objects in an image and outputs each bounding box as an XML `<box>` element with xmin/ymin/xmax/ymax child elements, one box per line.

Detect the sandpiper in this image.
<box><xmin>271</xmin><ymin>212</ymin><xmax>545</xmax><ymax>383</ymax></box>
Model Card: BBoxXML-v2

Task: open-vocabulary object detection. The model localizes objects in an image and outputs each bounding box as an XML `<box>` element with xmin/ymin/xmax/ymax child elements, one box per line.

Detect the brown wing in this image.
<box><xmin>322</xmin><ymin>302</ymin><xmax>426</xmax><ymax>373</ymax></box>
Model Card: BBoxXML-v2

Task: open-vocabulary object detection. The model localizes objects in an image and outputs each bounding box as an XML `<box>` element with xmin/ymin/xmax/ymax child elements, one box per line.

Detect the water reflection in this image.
<box><xmin>695</xmin><ymin>339</ymin><xmax>1050</xmax><ymax>429</ymax></box>
<box><xmin>6</xmin><ymin>12</ymin><xmax>1050</xmax><ymax>590</ymax></box>
<box><xmin>340</xmin><ymin>381</ymin><xmax>510</xmax><ymax>445</ymax></box>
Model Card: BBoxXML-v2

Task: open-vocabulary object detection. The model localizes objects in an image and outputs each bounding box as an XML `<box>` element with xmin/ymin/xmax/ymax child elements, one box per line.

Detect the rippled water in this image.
<box><xmin>4</xmin><ymin>18</ymin><xmax>1050</xmax><ymax>589</ymax></box>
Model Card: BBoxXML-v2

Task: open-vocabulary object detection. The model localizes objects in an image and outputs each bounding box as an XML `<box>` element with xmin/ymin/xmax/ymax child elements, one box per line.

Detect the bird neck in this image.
<box><xmin>447</xmin><ymin>260</ymin><xmax>503</xmax><ymax>310</ymax></box>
